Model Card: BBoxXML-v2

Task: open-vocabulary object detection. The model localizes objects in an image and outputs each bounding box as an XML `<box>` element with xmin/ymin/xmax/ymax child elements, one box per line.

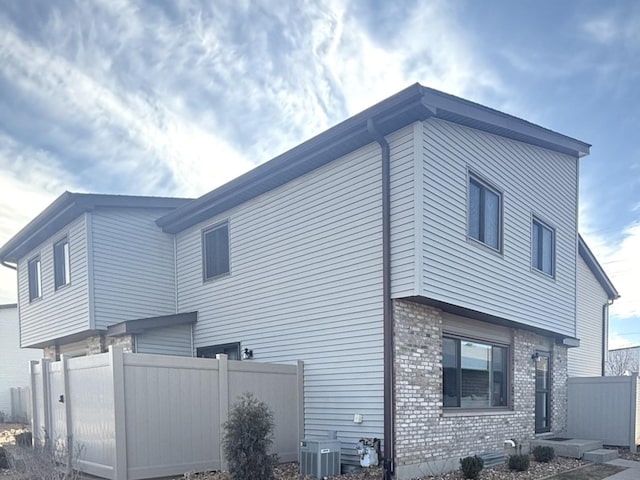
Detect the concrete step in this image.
<box><xmin>583</xmin><ymin>449</ymin><xmax>618</xmax><ymax>463</ymax></box>
<box><xmin>530</xmin><ymin>438</ymin><xmax>603</xmax><ymax>459</ymax></box>
<box><xmin>478</xmin><ymin>451</ymin><xmax>506</xmax><ymax>468</ymax></box>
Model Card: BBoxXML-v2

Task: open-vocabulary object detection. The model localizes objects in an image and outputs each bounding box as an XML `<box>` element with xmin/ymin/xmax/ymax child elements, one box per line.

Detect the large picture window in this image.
<box><xmin>468</xmin><ymin>175</ymin><xmax>502</xmax><ymax>251</ymax></box>
<box><xmin>202</xmin><ymin>221</ymin><xmax>230</xmax><ymax>280</ymax></box>
<box><xmin>443</xmin><ymin>336</ymin><xmax>509</xmax><ymax>408</ymax></box>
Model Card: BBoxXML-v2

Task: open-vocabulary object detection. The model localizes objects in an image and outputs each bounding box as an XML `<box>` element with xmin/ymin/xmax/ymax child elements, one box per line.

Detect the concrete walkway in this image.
<box><xmin>602</xmin><ymin>459</ymin><xmax>640</xmax><ymax>479</ymax></box>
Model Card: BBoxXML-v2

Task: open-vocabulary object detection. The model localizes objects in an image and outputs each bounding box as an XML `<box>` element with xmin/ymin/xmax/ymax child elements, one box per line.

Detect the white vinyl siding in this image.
<box><xmin>569</xmin><ymin>257</ymin><xmax>608</xmax><ymax>376</ymax></box>
<box><xmin>0</xmin><ymin>306</ymin><xmax>43</xmax><ymax>414</ymax></box>
<box><xmin>18</xmin><ymin>215</ymin><xmax>90</xmax><ymax>347</ymax></box>
<box><xmin>92</xmin><ymin>208</ymin><xmax>178</xmax><ymax>329</ymax></box>
<box><xmin>175</xmin><ymin>126</ymin><xmax>415</xmax><ymax>460</ymax></box>
<box><xmin>421</xmin><ymin>118</ymin><xmax>578</xmax><ymax>337</ymax></box>
<box><xmin>135</xmin><ymin>324</ymin><xmax>193</xmax><ymax>356</ymax></box>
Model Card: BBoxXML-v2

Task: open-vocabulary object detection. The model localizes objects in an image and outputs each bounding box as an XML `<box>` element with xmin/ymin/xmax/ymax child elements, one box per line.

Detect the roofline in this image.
<box><xmin>0</xmin><ymin>303</ymin><xmax>17</xmax><ymax>310</ymax></box>
<box><xmin>157</xmin><ymin>83</ymin><xmax>590</xmax><ymax>233</ymax></box>
<box><xmin>106</xmin><ymin>311</ymin><xmax>197</xmax><ymax>337</ymax></box>
<box><xmin>609</xmin><ymin>346</ymin><xmax>640</xmax><ymax>352</ymax></box>
<box><xmin>0</xmin><ymin>192</ymin><xmax>192</xmax><ymax>263</ymax></box>
<box><xmin>578</xmin><ymin>234</ymin><xmax>620</xmax><ymax>300</ymax></box>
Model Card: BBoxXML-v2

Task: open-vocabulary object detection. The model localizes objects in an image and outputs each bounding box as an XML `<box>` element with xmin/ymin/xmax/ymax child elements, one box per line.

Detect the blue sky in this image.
<box><xmin>0</xmin><ymin>0</ymin><xmax>638</xmax><ymax>347</ymax></box>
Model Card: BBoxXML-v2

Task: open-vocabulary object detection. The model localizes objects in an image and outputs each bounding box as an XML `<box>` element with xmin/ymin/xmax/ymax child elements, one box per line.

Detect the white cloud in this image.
<box><xmin>608</xmin><ymin>333</ymin><xmax>636</xmax><ymax>350</ymax></box>
<box><xmin>582</xmin><ymin>8</ymin><xmax>640</xmax><ymax>47</ymax></box>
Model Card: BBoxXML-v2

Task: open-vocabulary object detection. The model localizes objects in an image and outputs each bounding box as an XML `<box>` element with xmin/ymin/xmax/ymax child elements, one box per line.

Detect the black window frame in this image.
<box><xmin>28</xmin><ymin>256</ymin><xmax>42</xmax><ymax>302</ymax></box>
<box><xmin>53</xmin><ymin>237</ymin><xmax>70</xmax><ymax>290</ymax></box>
<box><xmin>467</xmin><ymin>174</ymin><xmax>503</xmax><ymax>252</ymax></box>
<box><xmin>443</xmin><ymin>335</ymin><xmax>510</xmax><ymax>410</ymax></box>
<box><xmin>196</xmin><ymin>342</ymin><xmax>241</xmax><ymax>360</ymax></box>
<box><xmin>202</xmin><ymin>221</ymin><xmax>230</xmax><ymax>281</ymax></box>
<box><xmin>531</xmin><ymin>217</ymin><xmax>555</xmax><ymax>277</ymax></box>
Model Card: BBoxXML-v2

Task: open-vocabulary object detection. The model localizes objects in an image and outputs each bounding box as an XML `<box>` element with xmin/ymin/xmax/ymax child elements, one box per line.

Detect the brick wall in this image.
<box><xmin>393</xmin><ymin>299</ymin><xmax>568</xmax><ymax>478</ymax></box>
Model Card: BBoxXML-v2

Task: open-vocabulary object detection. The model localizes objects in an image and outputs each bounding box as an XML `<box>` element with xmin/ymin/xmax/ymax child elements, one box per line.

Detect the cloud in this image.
<box><xmin>582</xmin><ymin>9</ymin><xmax>640</xmax><ymax>47</ymax></box>
<box><xmin>609</xmin><ymin>333</ymin><xmax>635</xmax><ymax>350</ymax></box>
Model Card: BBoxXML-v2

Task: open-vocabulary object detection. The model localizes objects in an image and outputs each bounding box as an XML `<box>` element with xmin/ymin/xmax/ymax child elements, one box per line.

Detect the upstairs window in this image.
<box><xmin>54</xmin><ymin>238</ymin><xmax>70</xmax><ymax>289</ymax></box>
<box><xmin>203</xmin><ymin>221</ymin><xmax>230</xmax><ymax>280</ymax></box>
<box><xmin>468</xmin><ymin>175</ymin><xmax>502</xmax><ymax>251</ymax></box>
<box><xmin>443</xmin><ymin>336</ymin><xmax>509</xmax><ymax>409</ymax></box>
<box><xmin>28</xmin><ymin>256</ymin><xmax>42</xmax><ymax>301</ymax></box>
<box><xmin>532</xmin><ymin>218</ymin><xmax>555</xmax><ymax>276</ymax></box>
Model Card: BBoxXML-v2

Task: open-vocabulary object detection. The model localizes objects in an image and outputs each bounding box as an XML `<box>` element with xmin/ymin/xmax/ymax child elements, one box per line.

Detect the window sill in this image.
<box><xmin>443</xmin><ymin>409</ymin><xmax>514</xmax><ymax>418</ymax></box>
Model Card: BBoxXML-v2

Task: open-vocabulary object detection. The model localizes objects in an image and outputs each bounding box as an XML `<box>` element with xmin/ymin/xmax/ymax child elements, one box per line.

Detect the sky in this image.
<box><xmin>0</xmin><ymin>0</ymin><xmax>638</xmax><ymax>348</ymax></box>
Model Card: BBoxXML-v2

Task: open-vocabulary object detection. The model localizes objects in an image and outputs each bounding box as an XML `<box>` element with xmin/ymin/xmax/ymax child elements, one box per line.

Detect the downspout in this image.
<box><xmin>602</xmin><ymin>300</ymin><xmax>613</xmax><ymax>376</ymax></box>
<box><xmin>367</xmin><ymin>118</ymin><xmax>394</xmax><ymax>480</ymax></box>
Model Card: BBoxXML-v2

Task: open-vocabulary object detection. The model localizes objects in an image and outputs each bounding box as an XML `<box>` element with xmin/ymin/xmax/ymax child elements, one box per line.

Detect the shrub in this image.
<box><xmin>508</xmin><ymin>454</ymin><xmax>530</xmax><ymax>471</ymax></box>
<box><xmin>223</xmin><ymin>393</ymin><xmax>276</xmax><ymax>480</ymax></box>
<box><xmin>15</xmin><ymin>431</ymin><xmax>33</xmax><ymax>446</ymax></box>
<box><xmin>460</xmin><ymin>455</ymin><xmax>484</xmax><ymax>480</ymax></box>
<box><xmin>0</xmin><ymin>447</ymin><xmax>8</xmax><ymax>469</ymax></box>
<box><xmin>6</xmin><ymin>441</ymin><xmax>84</xmax><ymax>480</ymax></box>
<box><xmin>532</xmin><ymin>445</ymin><xmax>555</xmax><ymax>462</ymax></box>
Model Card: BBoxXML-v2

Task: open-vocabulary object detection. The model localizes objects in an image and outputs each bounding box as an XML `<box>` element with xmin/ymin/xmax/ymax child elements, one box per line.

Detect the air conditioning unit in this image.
<box><xmin>300</xmin><ymin>437</ymin><xmax>341</xmax><ymax>479</ymax></box>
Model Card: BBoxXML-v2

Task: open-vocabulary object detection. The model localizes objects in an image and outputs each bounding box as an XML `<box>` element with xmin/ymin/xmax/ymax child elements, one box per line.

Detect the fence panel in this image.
<box><xmin>10</xmin><ymin>387</ymin><xmax>31</xmax><ymax>423</ymax></box>
<box><xmin>568</xmin><ymin>374</ymin><xmax>638</xmax><ymax>451</ymax></box>
<box><xmin>30</xmin><ymin>348</ymin><xmax>303</xmax><ymax>480</ymax></box>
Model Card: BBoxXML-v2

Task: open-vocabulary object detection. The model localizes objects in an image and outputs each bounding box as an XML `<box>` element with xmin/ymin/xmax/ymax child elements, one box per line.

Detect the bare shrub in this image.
<box><xmin>6</xmin><ymin>438</ymin><xmax>84</xmax><ymax>480</ymax></box>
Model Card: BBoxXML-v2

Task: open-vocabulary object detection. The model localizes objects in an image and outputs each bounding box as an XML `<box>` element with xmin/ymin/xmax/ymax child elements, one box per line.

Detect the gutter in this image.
<box><xmin>367</xmin><ymin>118</ymin><xmax>394</xmax><ymax>480</ymax></box>
<box><xmin>1</xmin><ymin>260</ymin><xmax>16</xmax><ymax>271</ymax></box>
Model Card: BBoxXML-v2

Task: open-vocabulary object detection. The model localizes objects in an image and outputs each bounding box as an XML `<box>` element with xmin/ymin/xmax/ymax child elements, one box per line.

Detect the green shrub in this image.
<box><xmin>532</xmin><ymin>445</ymin><xmax>555</xmax><ymax>462</ymax></box>
<box><xmin>460</xmin><ymin>455</ymin><xmax>484</xmax><ymax>479</ymax></box>
<box><xmin>0</xmin><ymin>447</ymin><xmax>8</xmax><ymax>469</ymax></box>
<box><xmin>15</xmin><ymin>431</ymin><xmax>33</xmax><ymax>446</ymax></box>
<box><xmin>223</xmin><ymin>393</ymin><xmax>276</xmax><ymax>480</ymax></box>
<box><xmin>508</xmin><ymin>454</ymin><xmax>530</xmax><ymax>471</ymax></box>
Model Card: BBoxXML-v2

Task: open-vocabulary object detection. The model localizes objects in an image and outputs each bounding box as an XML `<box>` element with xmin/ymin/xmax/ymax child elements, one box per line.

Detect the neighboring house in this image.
<box><xmin>0</xmin><ymin>304</ymin><xmax>42</xmax><ymax>420</ymax></box>
<box><xmin>607</xmin><ymin>346</ymin><xmax>640</xmax><ymax>376</ymax></box>
<box><xmin>568</xmin><ymin>236</ymin><xmax>619</xmax><ymax>376</ymax></box>
<box><xmin>0</xmin><ymin>84</ymin><xmax>617</xmax><ymax>477</ymax></box>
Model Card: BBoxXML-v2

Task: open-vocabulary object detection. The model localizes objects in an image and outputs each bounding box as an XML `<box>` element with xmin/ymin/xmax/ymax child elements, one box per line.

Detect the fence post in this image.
<box><xmin>217</xmin><ymin>354</ymin><xmax>229</xmax><ymax>471</ymax></box>
<box><xmin>110</xmin><ymin>346</ymin><xmax>128</xmax><ymax>480</ymax></box>
<box><xmin>29</xmin><ymin>361</ymin><xmax>38</xmax><ymax>446</ymax></box>
<box><xmin>631</xmin><ymin>373</ymin><xmax>638</xmax><ymax>453</ymax></box>
<box><xmin>41</xmin><ymin>358</ymin><xmax>51</xmax><ymax>447</ymax></box>
<box><xmin>296</xmin><ymin>360</ymin><xmax>305</xmax><ymax>448</ymax></box>
<box><xmin>60</xmin><ymin>355</ymin><xmax>74</xmax><ymax>471</ymax></box>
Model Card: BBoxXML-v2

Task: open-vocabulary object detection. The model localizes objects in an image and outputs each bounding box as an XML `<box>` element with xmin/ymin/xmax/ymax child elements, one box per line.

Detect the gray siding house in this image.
<box><xmin>0</xmin><ymin>84</ymin><xmax>618</xmax><ymax>477</ymax></box>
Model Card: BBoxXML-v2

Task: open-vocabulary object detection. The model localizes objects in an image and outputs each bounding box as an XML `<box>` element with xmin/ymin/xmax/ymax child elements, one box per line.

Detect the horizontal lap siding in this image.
<box><xmin>176</xmin><ymin>127</ymin><xmax>415</xmax><ymax>461</ymax></box>
<box><xmin>92</xmin><ymin>208</ymin><xmax>177</xmax><ymax>329</ymax></box>
<box><xmin>569</xmin><ymin>257</ymin><xmax>608</xmax><ymax>376</ymax></box>
<box><xmin>136</xmin><ymin>324</ymin><xmax>193</xmax><ymax>356</ymax></box>
<box><xmin>18</xmin><ymin>215</ymin><xmax>90</xmax><ymax>347</ymax></box>
<box><xmin>422</xmin><ymin>119</ymin><xmax>578</xmax><ymax>337</ymax></box>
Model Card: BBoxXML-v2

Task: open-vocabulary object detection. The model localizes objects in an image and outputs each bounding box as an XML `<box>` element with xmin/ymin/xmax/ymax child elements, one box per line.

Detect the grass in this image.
<box><xmin>547</xmin><ymin>463</ymin><xmax>626</xmax><ymax>480</ymax></box>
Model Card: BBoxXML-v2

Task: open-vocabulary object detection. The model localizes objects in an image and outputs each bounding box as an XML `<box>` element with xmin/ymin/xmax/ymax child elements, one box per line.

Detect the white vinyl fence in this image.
<box><xmin>567</xmin><ymin>373</ymin><xmax>639</xmax><ymax>452</ymax></box>
<box><xmin>10</xmin><ymin>387</ymin><xmax>31</xmax><ymax>423</ymax></box>
<box><xmin>30</xmin><ymin>347</ymin><xmax>304</xmax><ymax>480</ymax></box>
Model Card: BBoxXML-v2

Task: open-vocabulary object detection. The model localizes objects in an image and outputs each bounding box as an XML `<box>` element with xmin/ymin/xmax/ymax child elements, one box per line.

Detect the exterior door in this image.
<box><xmin>535</xmin><ymin>353</ymin><xmax>551</xmax><ymax>433</ymax></box>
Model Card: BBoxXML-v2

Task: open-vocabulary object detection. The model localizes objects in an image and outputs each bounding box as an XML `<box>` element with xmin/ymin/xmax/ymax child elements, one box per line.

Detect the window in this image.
<box><xmin>28</xmin><ymin>257</ymin><xmax>42</xmax><ymax>302</ymax></box>
<box><xmin>203</xmin><ymin>222</ymin><xmax>230</xmax><ymax>280</ymax></box>
<box><xmin>443</xmin><ymin>336</ymin><xmax>509</xmax><ymax>408</ymax></box>
<box><xmin>468</xmin><ymin>176</ymin><xmax>502</xmax><ymax>251</ymax></box>
<box><xmin>54</xmin><ymin>238</ymin><xmax>70</xmax><ymax>289</ymax></box>
<box><xmin>197</xmin><ymin>342</ymin><xmax>240</xmax><ymax>360</ymax></box>
<box><xmin>532</xmin><ymin>218</ymin><xmax>555</xmax><ymax>276</ymax></box>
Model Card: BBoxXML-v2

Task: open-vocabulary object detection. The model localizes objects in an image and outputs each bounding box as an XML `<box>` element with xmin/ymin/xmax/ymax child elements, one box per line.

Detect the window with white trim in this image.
<box><xmin>54</xmin><ymin>238</ymin><xmax>70</xmax><ymax>289</ymax></box>
<box><xmin>468</xmin><ymin>175</ymin><xmax>502</xmax><ymax>251</ymax></box>
<box><xmin>443</xmin><ymin>336</ymin><xmax>509</xmax><ymax>408</ymax></box>
<box><xmin>28</xmin><ymin>256</ymin><xmax>42</xmax><ymax>301</ymax></box>
<box><xmin>532</xmin><ymin>218</ymin><xmax>555</xmax><ymax>276</ymax></box>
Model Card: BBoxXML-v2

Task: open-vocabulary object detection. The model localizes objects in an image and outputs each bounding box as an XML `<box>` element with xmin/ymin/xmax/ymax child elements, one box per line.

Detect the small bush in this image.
<box><xmin>532</xmin><ymin>445</ymin><xmax>555</xmax><ymax>462</ymax></box>
<box><xmin>15</xmin><ymin>431</ymin><xmax>33</xmax><ymax>446</ymax></box>
<box><xmin>460</xmin><ymin>455</ymin><xmax>484</xmax><ymax>480</ymax></box>
<box><xmin>508</xmin><ymin>453</ymin><xmax>530</xmax><ymax>471</ymax></box>
<box><xmin>0</xmin><ymin>447</ymin><xmax>8</xmax><ymax>469</ymax></box>
<box><xmin>223</xmin><ymin>393</ymin><xmax>276</xmax><ymax>480</ymax></box>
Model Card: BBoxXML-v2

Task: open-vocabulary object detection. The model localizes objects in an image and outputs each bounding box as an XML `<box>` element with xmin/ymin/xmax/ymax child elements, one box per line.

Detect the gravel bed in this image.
<box><xmin>180</xmin><ymin>456</ymin><xmax>588</xmax><ymax>480</ymax></box>
<box><xmin>616</xmin><ymin>448</ymin><xmax>640</xmax><ymax>462</ymax></box>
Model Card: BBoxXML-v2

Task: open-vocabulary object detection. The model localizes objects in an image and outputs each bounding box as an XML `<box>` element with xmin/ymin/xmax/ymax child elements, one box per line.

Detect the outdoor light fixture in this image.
<box><xmin>531</xmin><ymin>352</ymin><xmax>540</xmax><ymax>361</ymax></box>
<box><xmin>243</xmin><ymin>348</ymin><xmax>254</xmax><ymax>360</ymax></box>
